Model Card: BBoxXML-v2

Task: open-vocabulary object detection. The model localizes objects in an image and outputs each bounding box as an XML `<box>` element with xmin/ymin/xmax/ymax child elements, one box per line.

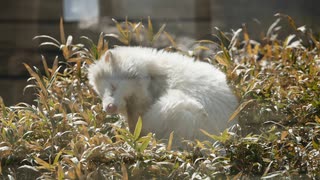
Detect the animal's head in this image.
<box><xmin>87</xmin><ymin>49</ymin><xmax>152</xmax><ymax>115</ymax></box>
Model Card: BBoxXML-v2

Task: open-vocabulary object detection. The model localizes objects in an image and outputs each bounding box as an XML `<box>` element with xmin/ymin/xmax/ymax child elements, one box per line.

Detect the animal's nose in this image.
<box><xmin>106</xmin><ymin>103</ymin><xmax>117</xmax><ymax>114</ymax></box>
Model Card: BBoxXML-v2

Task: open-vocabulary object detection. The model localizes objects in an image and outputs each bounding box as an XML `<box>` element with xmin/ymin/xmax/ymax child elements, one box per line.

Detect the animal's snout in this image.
<box><xmin>106</xmin><ymin>103</ymin><xmax>118</xmax><ymax>114</ymax></box>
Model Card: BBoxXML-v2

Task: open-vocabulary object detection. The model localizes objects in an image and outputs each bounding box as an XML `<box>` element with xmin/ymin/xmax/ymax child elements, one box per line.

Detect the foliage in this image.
<box><xmin>0</xmin><ymin>15</ymin><xmax>320</xmax><ymax>179</ymax></box>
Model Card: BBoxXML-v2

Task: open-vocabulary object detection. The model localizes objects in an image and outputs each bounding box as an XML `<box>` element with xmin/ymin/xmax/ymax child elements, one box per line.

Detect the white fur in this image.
<box><xmin>88</xmin><ymin>46</ymin><xmax>238</xmax><ymax>145</ymax></box>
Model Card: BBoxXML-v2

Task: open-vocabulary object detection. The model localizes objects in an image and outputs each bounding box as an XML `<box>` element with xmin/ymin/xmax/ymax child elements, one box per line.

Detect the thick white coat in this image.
<box><xmin>88</xmin><ymin>46</ymin><xmax>238</xmax><ymax>145</ymax></box>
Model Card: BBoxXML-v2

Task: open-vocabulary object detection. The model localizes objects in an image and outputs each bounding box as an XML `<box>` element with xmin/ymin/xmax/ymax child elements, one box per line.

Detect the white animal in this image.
<box><xmin>88</xmin><ymin>46</ymin><xmax>238</xmax><ymax>145</ymax></box>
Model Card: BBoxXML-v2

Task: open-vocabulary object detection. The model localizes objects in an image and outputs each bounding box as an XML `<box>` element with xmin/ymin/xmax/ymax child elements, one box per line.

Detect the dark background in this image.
<box><xmin>1</xmin><ymin>0</ymin><xmax>320</xmax><ymax>105</ymax></box>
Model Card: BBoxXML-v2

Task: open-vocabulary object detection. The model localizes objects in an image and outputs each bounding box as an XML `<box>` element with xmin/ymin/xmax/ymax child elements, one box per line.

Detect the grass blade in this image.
<box><xmin>133</xmin><ymin>116</ymin><xmax>142</xmax><ymax>141</ymax></box>
<box><xmin>229</xmin><ymin>99</ymin><xmax>255</xmax><ymax>122</ymax></box>
<box><xmin>60</xmin><ymin>17</ymin><xmax>66</xmax><ymax>44</ymax></box>
<box><xmin>167</xmin><ymin>131</ymin><xmax>174</xmax><ymax>151</ymax></box>
<box><xmin>33</xmin><ymin>35</ymin><xmax>61</xmax><ymax>45</ymax></box>
<box><xmin>152</xmin><ymin>24</ymin><xmax>166</xmax><ymax>43</ymax></box>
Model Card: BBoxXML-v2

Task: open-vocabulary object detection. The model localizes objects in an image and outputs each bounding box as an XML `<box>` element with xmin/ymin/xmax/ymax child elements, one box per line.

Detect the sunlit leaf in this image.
<box><xmin>134</xmin><ymin>116</ymin><xmax>142</xmax><ymax>141</ymax></box>
<box><xmin>138</xmin><ymin>133</ymin><xmax>152</xmax><ymax>152</ymax></box>
<box><xmin>39</xmin><ymin>42</ymin><xmax>60</xmax><ymax>48</ymax></box>
<box><xmin>229</xmin><ymin>99</ymin><xmax>255</xmax><ymax>122</ymax></box>
<box><xmin>167</xmin><ymin>131</ymin><xmax>174</xmax><ymax>151</ymax></box>
<box><xmin>33</xmin><ymin>35</ymin><xmax>61</xmax><ymax>45</ymax></box>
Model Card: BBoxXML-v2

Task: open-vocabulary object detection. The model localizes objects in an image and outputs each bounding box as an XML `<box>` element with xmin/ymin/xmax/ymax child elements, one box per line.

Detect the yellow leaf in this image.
<box><xmin>41</xmin><ymin>55</ymin><xmax>50</xmax><ymax>78</ymax></box>
<box><xmin>133</xmin><ymin>116</ymin><xmax>142</xmax><ymax>141</ymax></box>
<box><xmin>121</xmin><ymin>163</ymin><xmax>128</xmax><ymax>180</ymax></box>
<box><xmin>281</xmin><ymin>131</ymin><xmax>288</xmax><ymax>140</ymax></box>
<box><xmin>23</xmin><ymin>63</ymin><xmax>48</xmax><ymax>97</ymax></box>
<box><xmin>215</xmin><ymin>54</ymin><xmax>230</xmax><ymax>67</ymax></box>
<box><xmin>57</xmin><ymin>164</ymin><xmax>64</xmax><ymax>180</ymax></box>
<box><xmin>167</xmin><ymin>131</ymin><xmax>174</xmax><ymax>151</ymax></box>
<box><xmin>34</xmin><ymin>157</ymin><xmax>53</xmax><ymax>170</ymax></box>
<box><xmin>164</xmin><ymin>31</ymin><xmax>177</xmax><ymax>47</ymax></box>
<box><xmin>229</xmin><ymin>99</ymin><xmax>255</xmax><ymax>122</ymax></box>
<box><xmin>97</xmin><ymin>32</ymin><xmax>104</xmax><ymax>56</ymax></box>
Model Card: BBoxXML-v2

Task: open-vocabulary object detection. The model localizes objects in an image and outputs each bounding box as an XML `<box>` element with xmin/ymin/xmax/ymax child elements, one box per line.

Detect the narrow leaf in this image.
<box><xmin>164</xmin><ymin>31</ymin><xmax>177</xmax><ymax>48</ymax></box>
<box><xmin>121</xmin><ymin>163</ymin><xmax>128</xmax><ymax>180</ymax></box>
<box><xmin>147</xmin><ymin>16</ymin><xmax>154</xmax><ymax>42</ymax></box>
<box><xmin>39</xmin><ymin>42</ymin><xmax>60</xmax><ymax>49</ymax></box>
<box><xmin>33</xmin><ymin>35</ymin><xmax>61</xmax><ymax>45</ymax></box>
<box><xmin>133</xmin><ymin>116</ymin><xmax>143</xmax><ymax>141</ymax></box>
<box><xmin>41</xmin><ymin>55</ymin><xmax>50</xmax><ymax>78</ymax></box>
<box><xmin>34</xmin><ymin>156</ymin><xmax>53</xmax><ymax>170</ymax></box>
<box><xmin>60</xmin><ymin>17</ymin><xmax>66</xmax><ymax>44</ymax></box>
<box><xmin>167</xmin><ymin>131</ymin><xmax>174</xmax><ymax>151</ymax></box>
<box><xmin>152</xmin><ymin>24</ymin><xmax>166</xmax><ymax>43</ymax></box>
<box><xmin>229</xmin><ymin>99</ymin><xmax>255</xmax><ymax>122</ymax></box>
<box><xmin>138</xmin><ymin>133</ymin><xmax>152</xmax><ymax>152</ymax></box>
<box><xmin>97</xmin><ymin>32</ymin><xmax>104</xmax><ymax>56</ymax></box>
<box><xmin>57</xmin><ymin>164</ymin><xmax>64</xmax><ymax>180</ymax></box>
<box><xmin>215</xmin><ymin>27</ymin><xmax>230</xmax><ymax>48</ymax></box>
<box><xmin>51</xmin><ymin>56</ymin><xmax>59</xmax><ymax>75</ymax></box>
<box><xmin>53</xmin><ymin>150</ymin><xmax>63</xmax><ymax>165</ymax></box>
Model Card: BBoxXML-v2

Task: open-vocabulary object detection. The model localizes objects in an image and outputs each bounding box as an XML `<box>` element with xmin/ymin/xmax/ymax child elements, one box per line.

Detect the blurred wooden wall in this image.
<box><xmin>0</xmin><ymin>0</ymin><xmax>319</xmax><ymax>105</ymax></box>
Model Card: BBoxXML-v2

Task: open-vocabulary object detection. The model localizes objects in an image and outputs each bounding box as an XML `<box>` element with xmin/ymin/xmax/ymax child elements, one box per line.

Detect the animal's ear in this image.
<box><xmin>104</xmin><ymin>51</ymin><xmax>113</xmax><ymax>62</ymax></box>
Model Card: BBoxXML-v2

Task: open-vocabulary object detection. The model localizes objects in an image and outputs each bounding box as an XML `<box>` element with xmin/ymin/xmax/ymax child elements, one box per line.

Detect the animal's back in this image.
<box><xmin>112</xmin><ymin>46</ymin><xmax>238</xmax><ymax>135</ymax></box>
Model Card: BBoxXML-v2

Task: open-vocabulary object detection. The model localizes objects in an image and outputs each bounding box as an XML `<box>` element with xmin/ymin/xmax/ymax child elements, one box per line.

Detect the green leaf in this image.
<box><xmin>134</xmin><ymin>116</ymin><xmax>142</xmax><ymax>141</ymax></box>
<box><xmin>200</xmin><ymin>129</ymin><xmax>230</xmax><ymax>143</ymax></box>
<box><xmin>53</xmin><ymin>149</ymin><xmax>64</xmax><ymax>165</ymax></box>
<box><xmin>147</xmin><ymin>16</ymin><xmax>154</xmax><ymax>42</ymax></box>
<box><xmin>137</xmin><ymin>133</ymin><xmax>152</xmax><ymax>152</ymax></box>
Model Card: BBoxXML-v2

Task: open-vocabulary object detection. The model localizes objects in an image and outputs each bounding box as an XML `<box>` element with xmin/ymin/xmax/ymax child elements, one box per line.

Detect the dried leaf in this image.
<box><xmin>121</xmin><ymin>163</ymin><xmax>128</xmax><ymax>180</ymax></box>
<box><xmin>152</xmin><ymin>24</ymin><xmax>166</xmax><ymax>43</ymax></box>
<box><xmin>229</xmin><ymin>99</ymin><xmax>255</xmax><ymax>122</ymax></box>
<box><xmin>41</xmin><ymin>55</ymin><xmax>50</xmax><ymax>78</ymax></box>
<box><xmin>97</xmin><ymin>32</ymin><xmax>104</xmax><ymax>56</ymax></box>
<box><xmin>60</xmin><ymin>17</ymin><xmax>66</xmax><ymax>44</ymax></box>
<box><xmin>164</xmin><ymin>31</ymin><xmax>177</xmax><ymax>47</ymax></box>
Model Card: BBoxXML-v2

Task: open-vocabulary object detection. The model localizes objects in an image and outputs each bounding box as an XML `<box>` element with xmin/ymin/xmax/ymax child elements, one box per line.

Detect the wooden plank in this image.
<box><xmin>0</xmin><ymin>49</ymin><xmax>59</xmax><ymax>77</ymax></box>
<box><xmin>108</xmin><ymin>0</ymin><xmax>198</xmax><ymax>20</ymax></box>
<box><xmin>0</xmin><ymin>0</ymin><xmax>62</xmax><ymax>21</ymax></box>
<box><xmin>0</xmin><ymin>22</ymin><xmax>78</xmax><ymax>50</ymax></box>
<box><xmin>0</xmin><ymin>0</ymin><xmax>209</xmax><ymax>22</ymax></box>
<box><xmin>0</xmin><ymin>79</ymin><xmax>35</xmax><ymax>106</ymax></box>
<box><xmin>0</xmin><ymin>20</ymin><xmax>210</xmax><ymax>50</ymax></box>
